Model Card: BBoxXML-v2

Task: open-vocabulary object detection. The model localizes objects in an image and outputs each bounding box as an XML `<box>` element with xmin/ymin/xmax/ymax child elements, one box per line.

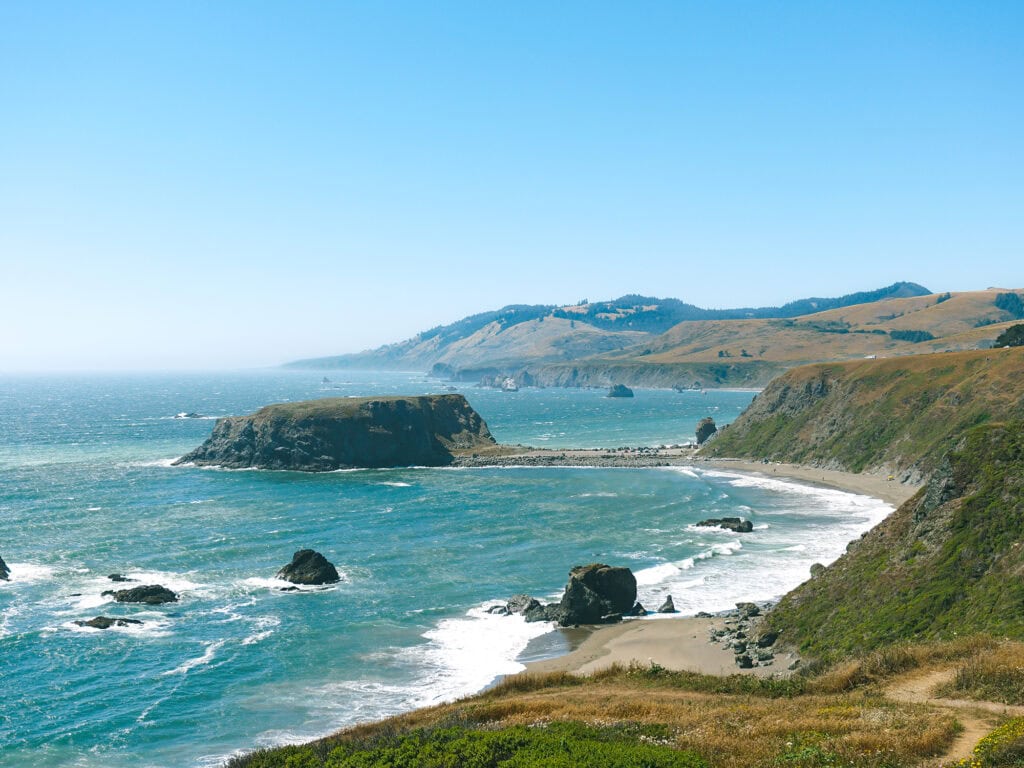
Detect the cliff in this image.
<box><xmin>700</xmin><ymin>347</ymin><xmax>1024</xmax><ymax>481</ymax></box>
<box><xmin>768</xmin><ymin>420</ymin><xmax>1024</xmax><ymax>658</ymax></box>
<box><xmin>173</xmin><ymin>395</ymin><xmax>497</xmax><ymax>471</ymax></box>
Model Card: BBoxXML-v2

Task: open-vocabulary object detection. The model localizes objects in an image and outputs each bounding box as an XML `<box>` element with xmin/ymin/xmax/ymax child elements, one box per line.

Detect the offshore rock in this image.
<box><xmin>0</xmin><ymin>554</ymin><xmax>8</xmax><ymax>581</ymax></box>
<box><xmin>607</xmin><ymin>384</ymin><xmax>634</xmax><ymax>398</ymax></box>
<box><xmin>102</xmin><ymin>585</ymin><xmax>178</xmax><ymax>604</ymax></box>
<box><xmin>277</xmin><ymin>549</ymin><xmax>340</xmax><ymax>585</ymax></box>
<box><xmin>173</xmin><ymin>395</ymin><xmax>496</xmax><ymax>471</ymax></box>
<box><xmin>108</xmin><ymin>573</ymin><xmax>133</xmax><ymax>582</ymax></box>
<box><xmin>697</xmin><ymin>517</ymin><xmax>754</xmax><ymax>533</ymax></box>
<box><xmin>75</xmin><ymin>616</ymin><xmax>144</xmax><ymax>629</ymax></box>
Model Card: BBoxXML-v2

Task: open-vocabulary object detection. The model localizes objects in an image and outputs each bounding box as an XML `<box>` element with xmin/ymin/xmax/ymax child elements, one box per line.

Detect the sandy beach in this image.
<box><xmin>520</xmin><ymin>459</ymin><xmax>920</xmax><ymax>678</ymax></box>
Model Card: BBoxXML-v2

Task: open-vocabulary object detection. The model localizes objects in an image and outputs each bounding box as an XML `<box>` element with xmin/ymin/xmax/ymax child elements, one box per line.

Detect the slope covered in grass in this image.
<box><xmin>701</xmin><ymin>347</ymin><xmax>1024</xmax><ymax>478</ymax></box>
<box><xmin>768</xmin><ymin>420</ymin><xmax>1024</xmax><ymax>658</ymax></box>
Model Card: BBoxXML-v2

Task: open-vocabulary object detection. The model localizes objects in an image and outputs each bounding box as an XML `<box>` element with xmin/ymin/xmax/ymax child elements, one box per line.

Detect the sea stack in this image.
<box><xmin>277</xmin><ymin>550</ymin><xmax>340</xmax><ymax>585</ymax></box>
<box><xmin>607</xmin><ymin>384</ymin><xmax>634</xmax><ymax>398</ymax></box>
<box><xmin>173</xmin><ymin>394</ymin><xmax>496</xmax><ymax>471</ymax></box>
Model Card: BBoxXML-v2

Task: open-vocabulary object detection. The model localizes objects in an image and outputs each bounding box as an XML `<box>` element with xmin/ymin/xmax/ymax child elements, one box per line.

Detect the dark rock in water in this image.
<box><xmin>277</xmin><ymin>549</ymin><xmax>340</xmax><ymax>585</ymax></box>
<box><xmin>172</xmin><ymin>394</ymin><xmax>496</xmax><ymax>471</ymax></box>
<box><xmin>279</xmin><ymin>586</ymin><xmax>300</xmax><ymax>592</ymax></box>
<box><xmin>102</xmin><ymin>585</ymin><xmax>178</xmax><ymax>604</ymax></box>
<box><xmin>657</xmin><ymin>595</ymin><xmax>677</xmax><ymax>613</ymax></box>
<box><xmin>173</xmin><ymin>412</ymin><xmax>203</xmax><ymax>419</ymax></box>
<box><xmin>696</xmin><ymin>517</ymin><xmax>754</xmax><ymax>533</ymax></box>
<box><xmin>486</xmin><ymin>604</ymin><xmax>509</xmax><ymax>615</ymax></box>
<box><xmin>736</xmin><ymin>602</ymin><xmax>760</xmax><ymax>618</ymax></box>
<box><xmin>601</xmin><ymin>613</ymin><xmax>623</xmax><ymax>623</ymax></box>
<box><xmin>607</xmin><ymin>384</ymin><xmax>634</xmax><ymax>398</ymax></box>
<box><xmin>696</xmin><ymin>417</ymin><xmax>717</xmax><ymax>445</ymax></box>
<box><xmin>695</xmin><ymin>611</ymin><xmax>713</xmax><ymax>618</ymax></box>
<box><xmin>506</xmin><ymin>594</ymin><xmax>541</xmax><ymax>615</ymax></box>
<box><xmin>108</xmin><ymin>573</ymin><xmax>133</xmax><ymax>582</ymax></box>
<box><xmin>0</xmin><ymin>554</ymin><xmax>8</xmax><ymax>581</ymax></box>
<box><xmin>74</xmin><ymin>616</ymin><xmax>143</xmax><ymax>630</ymax></box>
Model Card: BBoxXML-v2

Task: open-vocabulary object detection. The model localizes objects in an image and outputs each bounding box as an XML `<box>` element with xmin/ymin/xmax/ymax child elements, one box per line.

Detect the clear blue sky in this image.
<box><xmin>2</xmin><ymin>2</ymin><xmax>1021</xmax><ymax>370</ymax></box>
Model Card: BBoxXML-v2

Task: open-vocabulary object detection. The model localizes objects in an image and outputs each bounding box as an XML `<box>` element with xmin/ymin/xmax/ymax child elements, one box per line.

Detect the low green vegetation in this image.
<box><xmin>229</xmin><ymin>722</ymin><xmax>708</xmax><ymax>768</ymax></box>
<box><xmin>953</xmin><ymin>718</ymin><xmax>1024</xmax><ymax>767</ymax></box>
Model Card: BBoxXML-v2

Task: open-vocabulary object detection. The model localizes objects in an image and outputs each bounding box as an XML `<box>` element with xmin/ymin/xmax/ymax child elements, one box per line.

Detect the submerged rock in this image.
<box><xmin>102</xmin><ymin>585</ymin><xmax>178</xmax><ymax>604</ymax></box>
<box><xmin>277</xmin><ymin>549</ymin><xmax>340</xmax><ymax>585</ymax></box>
<box><xmin>697</xmin><ymin>517</ymin><xmax>754</xmax><ymax>533</ymax></box>
<box><xmin>74</xmin><ymin>616</ymin><xmax>143</xmax><ymax>630</ymax></box>
<box><xmin>173</xmin><ymin>394</ymin><xmax>496</xmax><ymax>471</ymax></box>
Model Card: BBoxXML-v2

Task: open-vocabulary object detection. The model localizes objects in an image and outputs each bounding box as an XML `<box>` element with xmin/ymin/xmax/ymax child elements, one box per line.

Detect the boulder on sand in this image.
<box><xmin>525</xmin><ymin>563</ymin><xmax>638</xmax><ymax>627</ymax></box>
<box><xmin>277</xmin><ymin>549</ymin><xmax>340</xmax><ymax>585</ymax></box>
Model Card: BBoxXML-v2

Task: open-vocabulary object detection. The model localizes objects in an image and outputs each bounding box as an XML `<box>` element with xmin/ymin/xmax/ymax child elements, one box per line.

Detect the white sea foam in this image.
<box><xmin>378</xmin><ymin>481</ymin><xmax>412</xmax><ymax>487</ymax></box>
<box><xmin>242</xmin><ymin>576</ymin><xmax>344</xmax><ymax>592</ymax></box>
<box><xmin>162</xmin><ymin>640</ymin><xmax>227</xmax><ymax>676</ymax></box>
<box><xmin>2</xmin><ymin>562</ymin><xmax>56</xmax><ymax>584</ymax></box>
<box><xmin>242</xmin><ymin>616</ymin><xmax>281</xmax><ymax>645</ymax></box>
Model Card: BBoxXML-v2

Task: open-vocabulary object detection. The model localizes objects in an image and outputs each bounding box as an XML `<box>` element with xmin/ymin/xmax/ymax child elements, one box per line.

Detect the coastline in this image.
<box><xmin>512</xmin><ymin>457</ymin><xmax>920</xmax><ymax>678</ymax></box>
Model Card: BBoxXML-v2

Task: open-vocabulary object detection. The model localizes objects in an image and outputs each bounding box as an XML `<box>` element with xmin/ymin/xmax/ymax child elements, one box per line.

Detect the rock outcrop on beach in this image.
<box><xmin>607</xmin><ymin>384</ymin><xmax>634</xmax><ymax>398</ymax></box>
<box><xmin>657</xmin><ymin>595</ymin><xmax>676</xmax><ymax>613</ymax></box>
<box><xmin>74</xmin><ymin>616</ymin><xmax>144</xmax><ymax>629</ymax></box>
<box><xmin>523</xmin><ymin>563</ymin><xmax>637</xmax><ymax>627</ymax></box>
<box><xmin>102</xmin><ymin>585</ymin><xmax>178</xmax><ymax>604</ymax></box>
<box><xmin>695</xmin><ymin>417</ymin><xmax>717</xmax><ymax>445</ymax></box>
<box><xmin>277</xmin><ymin>550</ymin><xmax>340</xmax><ymax>585</ymax></box>
<box><xmin>697</xmin><ymin>517</ymin><xmax>753</xmax><ymax>533</ymax></box>
<box><xmin>0</xmin><ymin>554</ymin><xmax>9</xmax><ymax>581</ymax></box>
<box><xmin>173</xmin><ymin>395</ymin><xmax>497</xmax><ymax>471</ymax></box>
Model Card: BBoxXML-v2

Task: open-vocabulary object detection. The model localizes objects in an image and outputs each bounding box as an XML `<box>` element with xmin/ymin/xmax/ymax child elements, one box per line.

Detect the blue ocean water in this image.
<box><xmin>0</xmin><ymin>371</ymin><xmax>891</xmax><ymax>767</ymax></box>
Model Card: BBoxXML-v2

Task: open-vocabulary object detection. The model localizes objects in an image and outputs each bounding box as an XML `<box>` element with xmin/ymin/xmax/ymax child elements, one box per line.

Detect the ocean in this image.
<box><xmin>0</xmin><ymin>371</ymin><xmax>891</xmax><ymax>767</ymax></box>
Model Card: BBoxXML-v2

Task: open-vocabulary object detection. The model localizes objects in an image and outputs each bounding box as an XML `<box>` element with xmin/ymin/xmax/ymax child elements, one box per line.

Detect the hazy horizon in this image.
<box><xmin>3</xmin><ymin>3</ymin><xmax>1022</xmax><ymax>371</ymax></box>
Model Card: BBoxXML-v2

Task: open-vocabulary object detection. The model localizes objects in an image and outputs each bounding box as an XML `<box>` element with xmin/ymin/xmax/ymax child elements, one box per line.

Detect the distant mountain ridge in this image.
<box><xmin>287</xmin><ymin>282</ymin><xmax>930</xmax><ymax>371</ymax></box>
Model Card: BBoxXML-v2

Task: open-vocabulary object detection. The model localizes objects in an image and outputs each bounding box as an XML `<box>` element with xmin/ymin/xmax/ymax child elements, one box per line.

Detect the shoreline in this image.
<box><xmin>455</xmin><ymin>448</ymin><xmax>920</xmax><ymax>508</ymax></box>
<box><xmin>507</xmin><ymin>456</ymin><xmax>920</xmax><ymax>678</ymax></box>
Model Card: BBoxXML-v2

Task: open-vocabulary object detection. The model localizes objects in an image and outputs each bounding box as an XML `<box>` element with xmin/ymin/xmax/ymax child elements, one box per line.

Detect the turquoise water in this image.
<box><xmin>0</xmin><ymin>372</ymin><xmax>890</xmax><ymax>767</ymax></box>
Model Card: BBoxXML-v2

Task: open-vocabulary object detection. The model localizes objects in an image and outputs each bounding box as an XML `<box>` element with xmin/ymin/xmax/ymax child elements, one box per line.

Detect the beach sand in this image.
<box><xmin>520</xmin><ymin>461</ymin><xmax>920</xmax><ymax>678</ymax></box>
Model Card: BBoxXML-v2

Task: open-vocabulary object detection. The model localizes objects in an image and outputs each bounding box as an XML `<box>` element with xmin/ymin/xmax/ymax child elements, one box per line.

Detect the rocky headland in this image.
<box><xmin>174</xmin><ymin>394</ymin><xmax>498</xmax><ymax>471</ymax></box>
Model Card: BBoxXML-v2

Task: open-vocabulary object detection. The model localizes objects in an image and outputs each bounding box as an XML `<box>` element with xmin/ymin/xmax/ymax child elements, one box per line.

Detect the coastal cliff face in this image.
<box><xmin>174</xmin><ymin>395</ymin><xmax>496</xmax><ymax>471</ymax></box>
<box><xmin>701</xmin><ymin>347</ymin><xmax>1024</xmax><ymax>480</ymax></box>
<box><xmin>769</xmin><ymin>420</ymin><xmax>1024</xmax><ymax>658</ymax></box>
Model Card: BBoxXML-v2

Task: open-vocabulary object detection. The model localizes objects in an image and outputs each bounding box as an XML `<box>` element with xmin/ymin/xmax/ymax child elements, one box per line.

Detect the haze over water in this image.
<box><xmin>0</xmin><ymin>371</ymin><xmax>891</xmax><ymax>767</ymax></box>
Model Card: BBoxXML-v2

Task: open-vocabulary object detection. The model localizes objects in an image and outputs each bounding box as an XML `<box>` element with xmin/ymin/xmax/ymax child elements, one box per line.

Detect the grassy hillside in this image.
<box><xmin>701</xmin><ymin>347</ymin><xmax>1024</xmax><ymax>478</ymax></box>
<box><xmin>768</xmin><ymin>420</ymin><xmax>1024</xmax><ymax>658</ymax></box>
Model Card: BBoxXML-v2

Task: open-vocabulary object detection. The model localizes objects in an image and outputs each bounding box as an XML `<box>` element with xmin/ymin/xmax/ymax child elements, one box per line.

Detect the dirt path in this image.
<box><xmin>884</xmin><ymin>668</ymin><xmax>1024</xmax><ymax>765</ymax></box>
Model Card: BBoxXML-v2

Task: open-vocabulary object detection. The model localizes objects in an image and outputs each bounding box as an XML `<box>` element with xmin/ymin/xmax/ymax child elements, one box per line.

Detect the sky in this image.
<box><xmin>1</xmin><ymin>2</ymin><xmax>1022</xmax><ymax>371</ymax></box>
